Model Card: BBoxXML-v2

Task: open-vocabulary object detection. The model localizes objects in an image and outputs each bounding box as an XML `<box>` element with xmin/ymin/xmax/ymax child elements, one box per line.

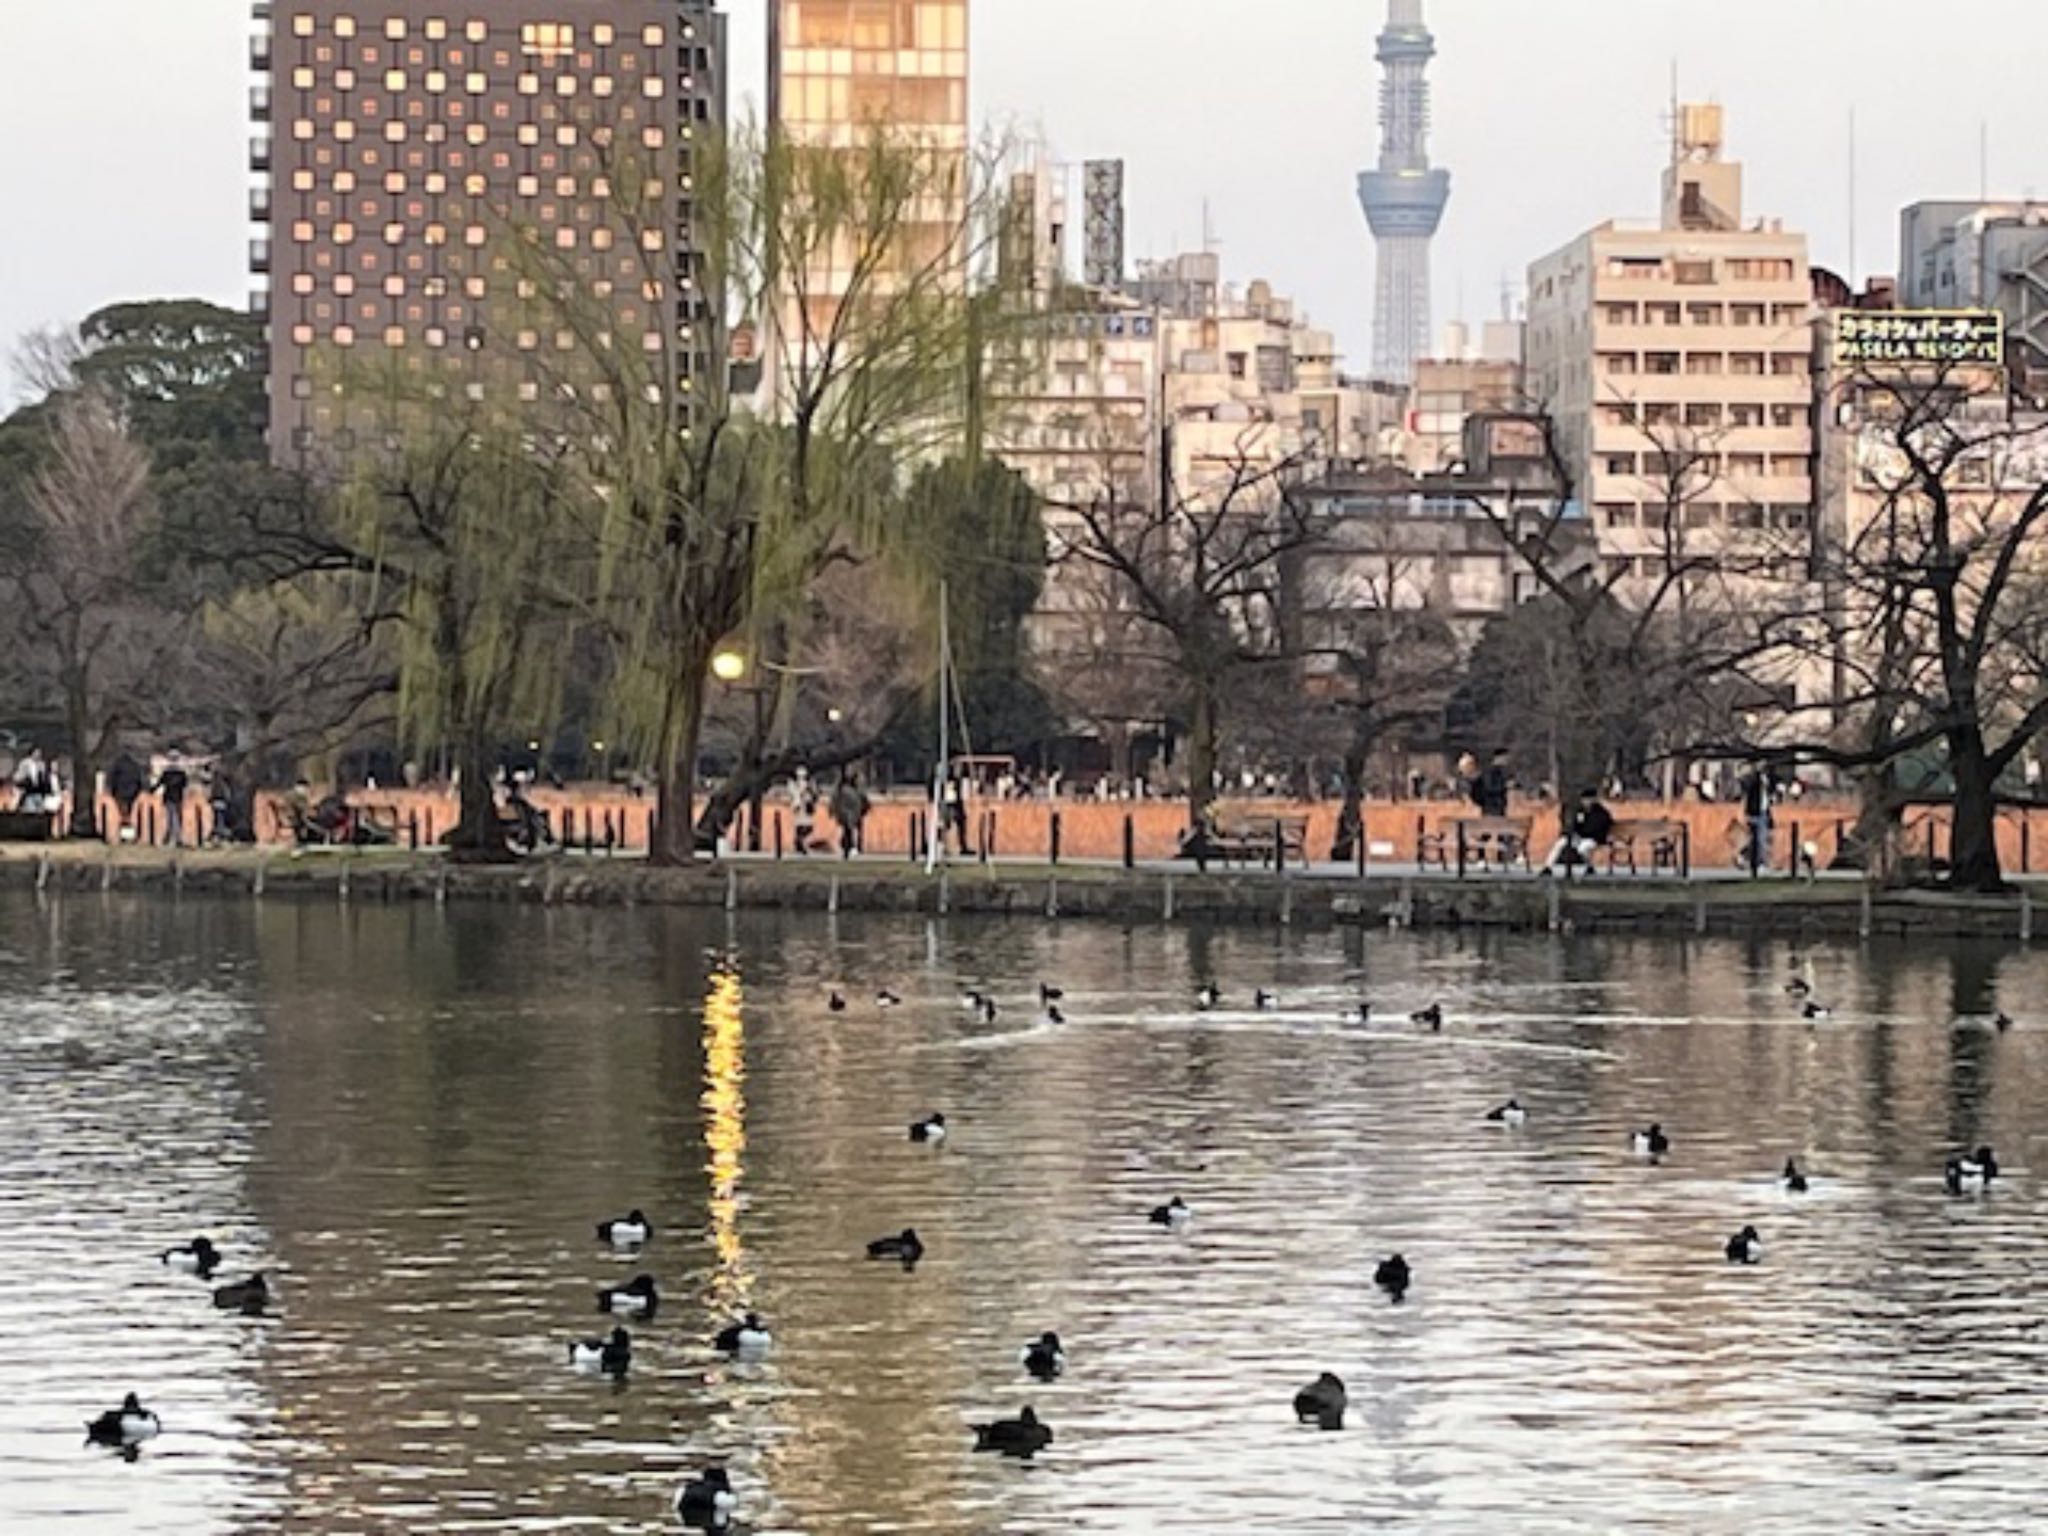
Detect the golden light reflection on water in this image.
<box><xmin>700</xmin><ymin>965</ymin><xmax>750</xmax><ymax>1313</ymax></box>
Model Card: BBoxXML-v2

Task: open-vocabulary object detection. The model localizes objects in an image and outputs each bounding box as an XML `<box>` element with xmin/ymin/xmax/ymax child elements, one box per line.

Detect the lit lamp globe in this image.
<box><xmin>711</xmin><ymin>649</ymin><xmax>748</xmax><ymax>684</ymax></box>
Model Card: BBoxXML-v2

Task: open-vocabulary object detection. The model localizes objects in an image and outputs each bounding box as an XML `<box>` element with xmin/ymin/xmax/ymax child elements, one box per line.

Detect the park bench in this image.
<box><xmin>1600</xmin><ymin>818</ymin><xmax>1689</xmax><ymax>876</ymax></box>
<box><xmin>1421</xmin><ymin>815</ymin><xmax>1534</xmax><ymax>874</ymax></box>
<box><xmin>1210</xmin><ymin>812</ymin><xmax>1312</xmax><ymax>870</ymax></box>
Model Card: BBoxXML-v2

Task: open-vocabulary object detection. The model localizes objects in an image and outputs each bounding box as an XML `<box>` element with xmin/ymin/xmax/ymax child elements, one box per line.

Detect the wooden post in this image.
<box><xmin>773</xmin><ymin>816</ymin><xmax>784</xmax><ymax>861</ymax></box>
<box><xmin>1788</xmin><ymin>819</ymin><xmax>1801</xmax><ymax>878</ymax></box>
<box><xmin>408</xmin><ymin>811</ymin><xmax>420</xmax><ymax>850</ymax></box>
<box><xmin>1164</xmin><ymin>874</ymin><xmax>1176</xmax><ymax>921</ymax></box>
<box><xmin>1273</xmin><ymin>819</ymin><xmax>1285</xmax><ymax>873</ymax></box>
<box><xmin>1122</xmin><ymin>814</ymin><xmax>1135</xmax><ymax>871</ymax></box>
<box><xmin>725</xmin><ymin>866</ymin><xmax>738</xmax><ymax>911</ymax></box>
<box><xmin>1049</xmin><ymin>811</ymin><xmax>1061</xmax><ymax>866</ymax></box>
<box><xmin>828</xmin><ymin>875</ymin><xmax>840</xmax><ymax>914</ymax></box>
<box><xmin>1456</xmin><ymin>820</ymin><xmax>1468</xmax><ymax>880</ymax></box>
<box><xmin>2021</xmin><ymin>887</ymin><xmax>2034</xmax><ymax>943</ymax></box>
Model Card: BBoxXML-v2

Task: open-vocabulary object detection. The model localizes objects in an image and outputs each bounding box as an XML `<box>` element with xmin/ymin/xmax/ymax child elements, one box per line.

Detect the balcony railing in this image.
<box><xmin>249</xmin><ymin>238</ymin><xmax>271</xmax><ymax>274</ymax></box>
<box><xmin>250</xmin><ymin>35</ymin><xmax>271</xmax><ymax>72</ymax></box>
<box><xmin>249</xmin><ymin>134</ymin><xmax>271</xmax><ymax>172</ymax></box>
<box><xmin>250</xmin><ymin>187</ymin><xmax>272</xmax><ymax>221</ymax></box>
<box><xmin>250</xmin><ymin>85</ymin><xmax>272</xmax><ymax>122</ymax></box>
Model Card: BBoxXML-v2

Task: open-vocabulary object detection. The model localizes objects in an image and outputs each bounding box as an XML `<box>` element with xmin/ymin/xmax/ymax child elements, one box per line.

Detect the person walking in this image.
<box><xmin>1542</xmin><ymin>788</ymin><xmax>1617</xmax><ymax>876</ymax></box>
<box><xmin>831</xmin><ymin>773</ymin><xmax>870</xmax><ymax>859</ymax></box>
<box><xmin>155</xmin><ymin>752</ymin><xmax>191</xmax><ymax>848</ymax></box>
<box><xmin>108</xmin><ymin>751</ymin><xmax>145</xmax><ymax>842</ymax></box>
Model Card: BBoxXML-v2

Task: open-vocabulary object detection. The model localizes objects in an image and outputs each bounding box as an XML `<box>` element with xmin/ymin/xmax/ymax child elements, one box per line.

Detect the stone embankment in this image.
<box><xmin>2</xmin><ymin>846</ymin><xmax>2042</xmax><ymax>943</ymax></box>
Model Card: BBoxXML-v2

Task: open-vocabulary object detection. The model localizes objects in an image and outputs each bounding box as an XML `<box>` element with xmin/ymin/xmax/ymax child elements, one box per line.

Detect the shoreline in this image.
<box><xmin>0</xmin><ymin>845</ymin><xmax>2040</xmax><ymax>943</ymax></box>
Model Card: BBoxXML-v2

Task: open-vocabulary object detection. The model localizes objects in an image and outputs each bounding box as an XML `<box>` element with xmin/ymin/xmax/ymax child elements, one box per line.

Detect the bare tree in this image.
<box><xmin>1458</xmin><ymin>408</ymin><xmax>1794</xmax><ymax>796</ymax></box>
<box><xmin>0</xmin><ymin>391</ymin><xmax>167</xmax><ymax>834</ymax></box>
<box><xmin>1047</xmin><ymin>427</ymin><xmax>1326</xmax><ymax>834</ymax></box>
<box><xmin>1735</xmin><ymin>366</ymin><xmax>2048</xmax><ymax>891</ymax></box>
<box><xmin>1289</xmin><ymin>547</ymin><xmax>1460</xmax><ymax>859</ymax></box>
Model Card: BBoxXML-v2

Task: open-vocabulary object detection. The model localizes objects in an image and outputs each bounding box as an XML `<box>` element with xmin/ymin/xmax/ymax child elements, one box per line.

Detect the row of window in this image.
<box><xmin>1600</xmin><ymin>351</ymin><xmax>1809</xmax><ymax>376</ymax></box>
<box><xmin>1598</xmin><ymin>302</ymin><xmax>1807</xmax><ymax>327</ymax></box>
<box><xmin>286</xmin><ymin>17</ymin><xmax>676</xmax><ymax>49</ymax></box>
<box><xmin>1600</xmin><ymin>402</ymin><xmax>1807</xmax><ymax>430</ymax></box>
<box><xmin>1600</xmin><ymin>453</ymin><xmax>1810</xmax><ymax>480</ymax></box>
<box><xmin>287</xmin><ymin>218</ymin><xmax>664</xmax><ymax>251</ymax></box>
<box><xmin>1601</xmin><ymin>256</ymin><xmax>1799</xmax><ymax>284</ymax></box>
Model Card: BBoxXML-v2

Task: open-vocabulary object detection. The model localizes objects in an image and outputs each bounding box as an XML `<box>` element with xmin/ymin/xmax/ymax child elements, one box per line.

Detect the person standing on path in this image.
<box><xmin>108</xmin><ymin>751</ymin><xmax>145</xmax><ymax>842</ymax></box>
<box><xmin>155</xmin><ymin>752</ymin><xmax>191</xmax><ymax>848</ymax></box>
<box><xmin>831</xmin><ymin>773</ymin><xmax>870</xmax><ymax>858</ymax></box>
<box><xmin>1739</xmin><ymin>762</ymin><xmax>1776</xmax><ymax>875</ymax></box>
<box><xmin>1475</xmin><ymin>750</ymin><xmax>1512</xmax><ymax>819</ymax></box>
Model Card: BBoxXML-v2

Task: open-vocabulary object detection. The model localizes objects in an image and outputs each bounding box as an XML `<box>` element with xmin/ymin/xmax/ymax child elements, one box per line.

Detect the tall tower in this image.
<box><xmin>1358</xmin><ymin>0</ymin><xmax>1450</xmax><ymax>385</ymax></box>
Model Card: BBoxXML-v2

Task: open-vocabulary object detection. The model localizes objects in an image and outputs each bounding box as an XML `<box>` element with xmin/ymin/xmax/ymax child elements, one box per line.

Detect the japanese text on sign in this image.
<box><xmin>1835</xmin><ymin>310</ymin><xmax>2004</xmax><ymax>367</ymax></box>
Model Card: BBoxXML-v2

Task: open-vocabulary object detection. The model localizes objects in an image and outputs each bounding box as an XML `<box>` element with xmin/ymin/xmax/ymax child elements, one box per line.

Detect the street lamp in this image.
<box><xmin>712</xmin><ymin>645</ymin><xmax>768</xmax><ymax>852</ymax></box>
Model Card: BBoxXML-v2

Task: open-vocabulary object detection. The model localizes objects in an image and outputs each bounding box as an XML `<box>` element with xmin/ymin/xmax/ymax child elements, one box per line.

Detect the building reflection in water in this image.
<box><xmin>701</xmin><ymin>964</ymin><xmax>752</xmax><ymax>1315</ymax></box>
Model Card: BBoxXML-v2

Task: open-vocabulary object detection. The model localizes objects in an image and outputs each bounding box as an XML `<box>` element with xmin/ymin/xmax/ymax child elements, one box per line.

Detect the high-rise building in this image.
<box><xmin>1358</xmin><ymin>0</ymin><xmax>1450</xmax><ymax>388</ymax></box>
<box><xmin>1524</xmin><ymin>105</ymin><xmax>1814</xmax><ymax>583</ymax></box>
<box><xmin>250</xmin><ymin>1</ymin><xmax>726</xmax><ymax>461</ymax></box>
<box><xmin>766</xmin><ymin>0</ymin><xmax>969</xmax><ymax>350</ymax></box>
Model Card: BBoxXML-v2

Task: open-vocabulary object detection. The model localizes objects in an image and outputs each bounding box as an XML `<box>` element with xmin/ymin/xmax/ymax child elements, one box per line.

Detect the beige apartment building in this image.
<box><xmin>1525</xmin><ymin>106</ymin><xmax>1815</xmax><ymax>582</ymax></box>
<box><xmin>250</xmin><ymin>0</ymin><xmax>727</xmax><ymax>459</ymax></box>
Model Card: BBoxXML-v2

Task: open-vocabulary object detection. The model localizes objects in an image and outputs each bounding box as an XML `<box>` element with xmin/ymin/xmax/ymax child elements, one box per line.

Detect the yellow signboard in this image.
<box><xmin>1835</xmin><ymin>310</ymin><xmax>2004</xmax><ymax>367</ymax></box>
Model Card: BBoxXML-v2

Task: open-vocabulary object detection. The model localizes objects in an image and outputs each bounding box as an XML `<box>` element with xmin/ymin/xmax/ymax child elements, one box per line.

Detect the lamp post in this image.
<box><xmin>713</xmin><ymin>647</ymin><xmax>769</xmax><ymax>853</ymax></box>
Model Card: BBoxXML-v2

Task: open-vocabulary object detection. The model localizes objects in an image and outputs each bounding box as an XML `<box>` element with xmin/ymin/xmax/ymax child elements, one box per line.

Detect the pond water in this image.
<box><xmin>0</xmin><ymin>892</ymin><xmax>2044</xmax><ymax>1533</ymax></box>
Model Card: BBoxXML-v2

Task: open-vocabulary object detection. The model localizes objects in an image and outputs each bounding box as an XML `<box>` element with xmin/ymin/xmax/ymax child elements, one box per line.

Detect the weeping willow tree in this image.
<box><xmin>331</xmin><ymin>404</ymin><xmax>583</xmax><ymax>858</ymax></box>
<box><xmin>502</xmin><ymin>113</ymin><xmax>1027</xmax><ymax>862</ymax></box>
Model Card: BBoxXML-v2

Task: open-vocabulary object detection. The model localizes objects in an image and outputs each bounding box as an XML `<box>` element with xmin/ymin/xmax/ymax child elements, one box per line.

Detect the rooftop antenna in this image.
<box><xmin>1847</xmin><ymin>107</ymin><xmax>1857</xmax><ymax>284</ymax></box>
<box><xmin>1666</xmin><ymin>57</ymin><xmax>1680</xmax><ymax>164</ymax></box>
<box><xmin>1498</xmin><ymin>271</ymin><xmax>1514</xmax><ymax>323</ymax></box>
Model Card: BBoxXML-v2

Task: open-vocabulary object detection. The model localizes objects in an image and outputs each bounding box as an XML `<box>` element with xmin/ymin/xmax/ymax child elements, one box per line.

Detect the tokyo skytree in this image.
<box><xmin>1357</xmin><ymin>0</ymin><xmax>1451</xmax><ymax>385</ymax></box>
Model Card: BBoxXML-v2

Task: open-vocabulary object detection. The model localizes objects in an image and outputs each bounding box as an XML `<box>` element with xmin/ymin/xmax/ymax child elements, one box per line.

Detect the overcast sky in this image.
<box><xmin>4</xmin><ymin>0</ymin><xmax>2045</xmax><ymax>394</ymax></box>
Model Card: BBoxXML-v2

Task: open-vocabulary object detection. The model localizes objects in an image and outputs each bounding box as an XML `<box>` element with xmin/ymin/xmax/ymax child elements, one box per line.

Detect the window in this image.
<box><xmin>557</xmin><ymin>73</ymin><xmax>578</xmax><ymax>95</ymax></box>
<box><xmin>642</xmin><ymin>76</ymin><xmax>664</xmax><ymax>97</ymax></box>
<box><xmin>643</xmin><ymin>23</ymin><xmax>664</xmax><ymax>45</ymax></box>
<box><xmin>467</xmin><ymin>19</ymin><xmax>487</xmax><ymax>42</ymax></box>
<box><xmin>290</xmin><ymin>218</ymin><xmax>314</xmax><ymax>243</ymax></box>
<box><xmin>333</xmin><ymin>324</ymin><xmax>355</xmax><ymax>346</ymax></box>
<box><xmin>1684</xmin><ymin>403</ymin><xmax>1723</xmax><ymax>428</ymax></box>
<box><xmin>1771</xmin><ymin>353</ymin><xmax>1807</xmax><ymax>376</ymax></box>
<box><xmin>385</xmin><ymin>17</ymin><xmax>406</xmax><ymax>39</ymax></box>
<box><xmin>1730</xmin><ymin>352</ymin><xmax>1763</xmax><ymax>376</ymax></box>
<box><xmin>466</xmin><ymin>71</ymin><xmax>486</xmax><ymax>93</ymax></box>
<box><xmin>290</xmin><ymin>322</ymin><xmax>315</xmax><ymax>345</ymax></box>
<box><xmin>555</xmin><ymin>226</ymin><xmax>576</xmax><ymax>249</ymax></box>
<box><xmin>426</xmin><ymin>69</ymin><xmax>447</xmax><ymax>92</ymax></box>
<box><xmin>465</xmin><ymin>275</ymin><xmax>486</xmax><ymax>298</ymax></box>
<box><xmin>1674</xmin><ymin>260</ymin><xmax>1715</xmax><ymax>285</ymax></box>
<box><xmin>1645</xmin><ymin>352</ymin><xmax>1679</xmax><ymax>375</ymax></box>
<box><xmin>292</xmin><ymin>118</ymin><xmax>315</xmax><ymax>141</ymax></box>
<box><xmin>333</xmin><ymin>273</ymin><xmax>355</xmax><ymax>295</ymax></box>
<box><xmin>593</xmin><ymin>75</ymin><xmax>614</xmax><ymax>97</ymax></box>
<box><xmin>522</xmin><ymin>21</ymin><xmax>574</xmax><ymax>60</ymax></box>
<box><xmin>1685</xmin><ymin>303</ymin><xmax>1722</xmax><ymax>326</ymax></box>
<box><xmin>594</xmin><ymin>22</ymin><xmax>615</xmax><ymax>45</ymax></box>
<box><xmin>1604</xmin><ymin>454</ymin><xmax>1636</xmax><ymax>476</ymax></box>
<box><xmin>384</xmin><ymin>68</ymin><xmax>406</xmax><ymax>90</ymax></box>
<box><xmin>292</xmin><ymin>14</ymin><xmax>314</xmax><ymax>36</ymax></box>
<box><xmin>334</xmin><ymin>16</ymin><xmax>356</xmax><ymax>38</ymax></box>
<box><xmin>1601</xmin><ymin>352</ymin><xmax>1637</xmax><ymax>375</ymax></box>
<box><xmin>385</xmin><ymin>121</ymin><xmax>407</xmax><ymax>142</ymax></box>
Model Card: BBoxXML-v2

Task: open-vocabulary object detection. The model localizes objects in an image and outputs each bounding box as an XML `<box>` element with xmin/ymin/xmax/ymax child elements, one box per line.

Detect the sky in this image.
<box><xmin>4</xmin><ymin>0</ymin><xmax>2047</xmax><ymax>395</ymax></box>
